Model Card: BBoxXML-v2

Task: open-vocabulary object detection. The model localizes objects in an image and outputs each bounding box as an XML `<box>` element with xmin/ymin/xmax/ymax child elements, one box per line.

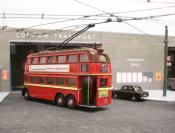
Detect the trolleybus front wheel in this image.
<box><xmin>24</xmin><ymin>89</ymin><xmax>30</xmax><ymax>100</ymax></box>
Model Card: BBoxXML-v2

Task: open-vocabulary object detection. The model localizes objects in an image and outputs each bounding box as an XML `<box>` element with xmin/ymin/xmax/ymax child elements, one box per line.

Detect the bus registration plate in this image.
<box><xmin>98</xmin><ymin>90</ymin><xmax>108</xmax><ymax>98</ymax></box>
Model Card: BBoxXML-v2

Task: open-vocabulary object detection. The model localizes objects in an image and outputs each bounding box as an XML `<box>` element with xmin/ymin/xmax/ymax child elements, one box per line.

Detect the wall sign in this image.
<box><xmin>1</xmin><ymin>70</ymin><xmax>9</xmax><ymax>80</ymax></box>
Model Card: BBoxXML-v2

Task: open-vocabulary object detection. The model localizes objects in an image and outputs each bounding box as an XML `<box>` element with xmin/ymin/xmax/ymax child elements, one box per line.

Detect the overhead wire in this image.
<box><xmin>26</xmin><ymin>18</ymin><xmax>114</xmax><ymax>40</ymax></box>
<box><xmin>0</xmin><ymin>0</ymin><xmax>174</xmax><ymax>44</ymax></box>
<box><xmin>0</xmin><ymin>4</ymin><xmax>174</xmax><ymax>32</ymax></box>
<box><xmin>72</xmin><ymin>0</ymin><xmax>164</xmax><ymax>43</ymax></box>
<box><xmin>1</xmin><ymin>5</ymin><xmax>175</xmax><ymax>17</ymax></box>
<box><xmin>123</xmin><ymin>22</ymin><xmax>163</xmax><ymax>43</ymax></box>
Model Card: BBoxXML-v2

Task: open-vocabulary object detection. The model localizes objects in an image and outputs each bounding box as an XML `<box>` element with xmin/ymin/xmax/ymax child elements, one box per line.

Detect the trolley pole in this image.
<box><xmin>163</xmin><ymin>26</ymin><xmax>168</xmax><ymax>96</ymax></box>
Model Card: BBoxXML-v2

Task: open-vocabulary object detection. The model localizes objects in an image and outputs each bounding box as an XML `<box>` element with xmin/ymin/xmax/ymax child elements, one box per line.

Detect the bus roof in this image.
<box><xmin>27</xmin><ymin>47</ymin><xmax>103</xmax><ymax>57</ymax></box>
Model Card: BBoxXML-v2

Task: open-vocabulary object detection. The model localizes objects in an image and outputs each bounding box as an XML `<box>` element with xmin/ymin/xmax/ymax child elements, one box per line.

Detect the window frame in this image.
<box><xmin>37</xmin><ymin>77</ymin><xmax>45</xmax><ymax>84</ymax></box>
<box><xmin>55</xmin><ymin>77</ymin><xmax>65</xmax><ymax>86</ymax></box>
<box><xmin>66</xmin><ymin>78</ymin><xmax>76</xmax><ymax>87</ymax></box>
<box><xmin>39</xmin><ymin>57</ymin><xmax>47</xmax><ymax>64</ymax></box>
<box><xmin>100</xmin><ymin>78</ymin><xmax>108</xmax><ymax>87</ymax></box>
<box><xmin>48</xmin><ymin>56</ymin><xmax>57</xmax><ymax>64</ymax></box>
<box><xmin>58</xmin><ymin>55</ymin><xmax>66</xmax><ymax>63</ymax></box>
<box><xmin>68</xmin><ymin>54</ymin><xmax>77</xmax><ymax>63</ymax></box>
<box><xmin>46</xmin><ymin>77</ymin><xmax>55</xmax><ymax>85</ymax></box>
<box><xmin>31</xmin><ymin>57</ymin><xmax>39</xmax><ymax>64</ymax></box>
<box><xmin>30</xmin><ymin>76</ymin><xmax>38</xmax><ymax>83</ymax></box>
<box><xmin>79</xmin><ymin>54</ymin><xmax>89</xmax><ymax>62</ymax></box>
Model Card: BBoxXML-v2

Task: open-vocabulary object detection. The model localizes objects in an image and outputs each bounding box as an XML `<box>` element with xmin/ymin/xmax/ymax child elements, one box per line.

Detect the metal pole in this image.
<box><xmin>87</xmin><ymin>76</ymin><xmax>90</xmax><ymax>105</ymax></box>
<box><xmin>163</xmin><ymin>26</ymin><xmax>168</xmax><ymax>96</ymax></box>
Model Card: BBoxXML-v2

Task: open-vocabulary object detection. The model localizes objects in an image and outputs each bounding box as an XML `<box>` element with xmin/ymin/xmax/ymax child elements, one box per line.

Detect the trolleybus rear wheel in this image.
<box><xmin>66</xmin><ymin>95</ymin><xmax>76</xmax><ymax>109</ymax></box>
<box><xmin>56</xmin><ymin>94</ymin><xmax>65</xmax><ymax>107</ymax></box>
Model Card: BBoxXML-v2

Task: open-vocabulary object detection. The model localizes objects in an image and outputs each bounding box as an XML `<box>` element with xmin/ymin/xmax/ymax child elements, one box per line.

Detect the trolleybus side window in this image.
<box><xmin>30</xmin><ymin>76</ymin><xmax>37</xmax><ymax>83</ymax></box>
<box><xmin>66</xmin><ymin>78</ymin><xmax>76</xmax><ymax>87</ymax></box>
<box><xmin>55</xmin><ymin>78</ymin><xmax>64</xmax><ymax>86</ymax></box>
<box><xmin>38</xmin><ymin>77</ymin><xmax>45</xmax><ymax>84</ymax></box>
<box><xmin>58</xmin><ymin>55</ymin><xmax>66</xmax><ymax>63</ymax></box>
<box><xmin>40</xmin><ymin>57</ymin><xmax>47</xmax><ymax>64</ymax></box>
<box><xmin>47</xmin><ymin>77</ymin><xmax>54</xmax><ymax>84</ymax></box>
<box><xmin>27</xmin><ymin>58</ymin><xmax>31</xmax><ymax>64</ymax></box>
<box><xmin>100</xmin><ymin>78</ymin><xmax>107</xmax><ymax>87</ymax></box>
<box><xmin>24</xmin><ymin>75</ymin><xmax>29</xmax><ymax>82</ymax></box>
<box><xmin>48</xmin><ymin>56</ymin><xmax>56</xmax><ymax>64</ymax></box>
<box><xmin>68</xmin><ymin>55</ymin><xmax>77</xmax><ymax>63</ymax></box>
<box><xmin>32</xmin><ymin>57</ymin><xmax>38</xmax><ymax>64</ymax></box>
<box><xmin>80</xmin><ymin>54</ymin><xmax>88</xmax><ymax>62</ymax></box>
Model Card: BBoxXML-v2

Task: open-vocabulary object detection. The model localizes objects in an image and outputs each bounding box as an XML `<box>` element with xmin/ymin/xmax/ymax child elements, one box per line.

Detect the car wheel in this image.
<box><xmin>131</xmin><ymin>96</ymin><xmax>136</xmax><ymax>101</ymax></box>
<box><xmin>56</xmin><ymin>94</ymin><xmax>65</xmax><ymax>107</ymax></box>
<box><xmin>66</xmin><ymin>95</ymin><xmax>76</xmax><ymax>109</ymax></box>
<box><xmin>137</xmin><ymin>96</ymin><xmax>141</xmax><ymax>101</ymax></box>
<box><xmin>113</xmin><ymin>93</ymin><xmax>118</xmax><ymax>99</ymax></box>
<box><xmin>24</xmin><ymin>90</ymin><xmax>30</xmax><ymax>100</ymax></box>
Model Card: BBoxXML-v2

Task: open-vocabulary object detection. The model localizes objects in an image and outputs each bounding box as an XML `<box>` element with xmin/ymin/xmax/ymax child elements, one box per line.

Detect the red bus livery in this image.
<box><xmin>22</xmin><ymin>44</ymin><xmax>112</xmax><ymax>108</ymax></box>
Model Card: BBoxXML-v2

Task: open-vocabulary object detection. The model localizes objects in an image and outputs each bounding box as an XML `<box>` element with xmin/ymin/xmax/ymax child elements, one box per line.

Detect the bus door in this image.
<box><xmin>81</xmin><ymin>76</ymin><xmax>97</xmax><ymax>105</ymax></box>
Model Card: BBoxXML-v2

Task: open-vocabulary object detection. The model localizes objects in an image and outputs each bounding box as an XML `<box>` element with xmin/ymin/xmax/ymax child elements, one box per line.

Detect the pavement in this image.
<box><xmin>0</xmin><ymin>92</ymin><xmax>9</xmax><ymax>103</ymax></box>
<box><xmin>145</xmin><ymin>89</ymin><xmax>175</xmax><ymax>102</ymax></box>
<box><xmin>0</xmin><ymin>89</ymin><xmax>175</xmax><ymax>103</ymax></box>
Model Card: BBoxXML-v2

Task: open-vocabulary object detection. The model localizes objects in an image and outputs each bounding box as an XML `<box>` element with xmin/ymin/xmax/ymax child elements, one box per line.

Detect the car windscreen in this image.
<box><xmin>134</xmin><ymin>86</ymin><xmax>141</xmax><ymax>91</ymax></box>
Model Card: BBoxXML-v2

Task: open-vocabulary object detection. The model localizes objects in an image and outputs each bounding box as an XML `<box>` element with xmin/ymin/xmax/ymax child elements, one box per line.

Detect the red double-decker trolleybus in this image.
<box><xmin>22</xmin><ymin>44</ymin><xmax>112</xmax><ymax>108</ymax></box>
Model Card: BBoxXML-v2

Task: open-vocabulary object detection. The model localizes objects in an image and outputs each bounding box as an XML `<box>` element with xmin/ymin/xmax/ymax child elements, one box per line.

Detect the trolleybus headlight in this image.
<box><xmin>81</xmin><ymin>64</ymin><xmax>89</xmax><ymax>72</ymax></box>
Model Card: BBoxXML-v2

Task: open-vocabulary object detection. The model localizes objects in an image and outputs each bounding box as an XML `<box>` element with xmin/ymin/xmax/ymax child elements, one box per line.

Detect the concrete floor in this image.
<box><xmin>0</xmin><ymin>92</ymin><xmax>175</xmax><ymax>133</ymax></box>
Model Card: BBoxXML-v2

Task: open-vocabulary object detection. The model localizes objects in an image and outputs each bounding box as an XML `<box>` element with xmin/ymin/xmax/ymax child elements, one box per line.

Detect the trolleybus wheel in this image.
<box><xmin>24</xmin><ymin>90</ymin><xmax>30</xmax><ymax>100</ymax></box>
<box><xmin>66</xmin><ymin>95</ymin><xmax>76</xmax><ymax>109</ymax></box>
<box><xmin>55</xmin><ymin>94</ymin><xmax>65</xmax><ymax>107</ymax></box>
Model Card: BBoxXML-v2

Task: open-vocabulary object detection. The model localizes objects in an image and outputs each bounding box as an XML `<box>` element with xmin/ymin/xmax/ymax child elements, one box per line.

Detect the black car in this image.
<box><xmin>112</xmin><ymin>85</ymin><xmax>149</xmax><ymax>101</ymax></box>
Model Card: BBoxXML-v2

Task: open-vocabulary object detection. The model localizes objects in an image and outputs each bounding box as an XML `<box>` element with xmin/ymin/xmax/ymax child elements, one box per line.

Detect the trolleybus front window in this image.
<box><xmin>100</xmin><ymin>78</ymin><xmax>107</xmax><ymax>87</ymax></box>
<box><xmin>99</xmin><ymin>55</ymin><xmax>106</xmax><ymax>62</ymax></box>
